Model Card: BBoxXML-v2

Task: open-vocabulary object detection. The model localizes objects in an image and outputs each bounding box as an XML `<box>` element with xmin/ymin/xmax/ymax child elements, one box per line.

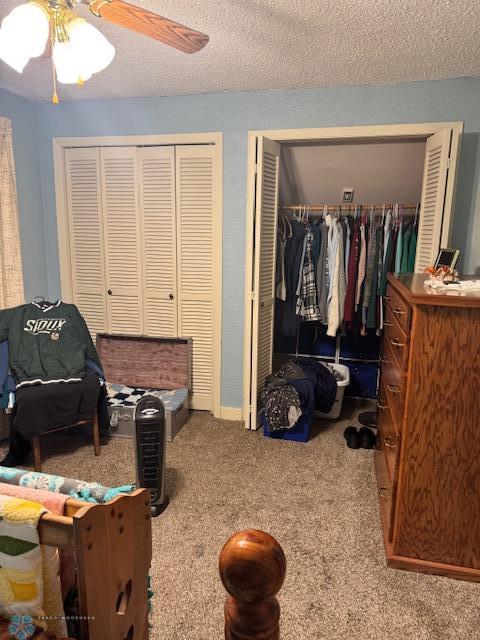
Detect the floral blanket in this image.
<box><xmin>0</xmin><ymin>468</ymin><xmax>134</xmax><ymax>504</ymax></box>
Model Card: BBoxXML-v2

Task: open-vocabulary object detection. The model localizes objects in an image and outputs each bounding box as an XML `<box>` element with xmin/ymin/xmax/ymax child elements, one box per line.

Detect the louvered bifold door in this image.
<box><xmin>138</xmin><ymin>147</ymin><xmax>177</xmax><ymax>337</ymax></box>
<box><xmin>175</xmin><ymin>145</ymin><xmax>217</xmax><ymax>410</ymax></box>
<box><xmin>65</xmin><ymin>147</ymin><xmax>107</xmax><ymax>337</ymax></box>
<box><xmin>249</xmin><ymin>137</ymin><xmax>281</xmax><ymax>430</ymax></box>
<box><xmin>415</xmin><ymin>129</ymin><xmax>453</xmax><ymax>273</ymax></box>
<box><xmin>100</xmin><ymin>147</ymin><xmax>143</xmax><ymax>334</ymax></box>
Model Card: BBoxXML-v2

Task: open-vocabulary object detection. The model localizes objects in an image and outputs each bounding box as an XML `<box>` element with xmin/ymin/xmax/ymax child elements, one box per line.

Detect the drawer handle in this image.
<box><xmin>391</xmin><ymin>339</ymin><xmax>405</xmax><ymax>348</ymax></box>
<box><xmin>383</xmin><ymin>321</ymin><xmax>393</xmax><ymax>327</ymax></box>
<box><xmin>392</xmin><ymin>308</ymin><xmax>406</xmax><ymax>316</ymax></box>
<box><xmin>387</xmin><ymin>384</ymin><xmax>402</xmax><ymax>394</ymax></box>
<box><xmin>384</xmin><ymin>436</ymin><xmax>397</xmax><ymax>449</ymax></box>
<box><xmin>379</xmin><ymin>488</ymin><xmax>389</xmax><ymax>501</ymax></box>
<box><xmin>377</xmin><ymin>402</ymin><xmax>388</xmax><ymax>410</ymax></box>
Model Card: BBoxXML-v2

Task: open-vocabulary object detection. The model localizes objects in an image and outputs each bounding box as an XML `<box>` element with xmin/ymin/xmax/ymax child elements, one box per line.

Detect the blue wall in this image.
<box><xmin>6</xmin><ymin>77</ymin><xmax>480</xmax><ymax>408</ymax></box>
<box><xmin>0</xmin><ymin>88</ymin><xmax>47</xmax><ymax>299</ymax></box>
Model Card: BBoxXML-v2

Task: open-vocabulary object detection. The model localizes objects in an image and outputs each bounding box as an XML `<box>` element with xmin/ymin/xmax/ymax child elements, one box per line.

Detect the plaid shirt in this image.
<box><xmin>296</xmin><ymin>228</ymin><xmax>321</xmax><ymax>321</ymax></box>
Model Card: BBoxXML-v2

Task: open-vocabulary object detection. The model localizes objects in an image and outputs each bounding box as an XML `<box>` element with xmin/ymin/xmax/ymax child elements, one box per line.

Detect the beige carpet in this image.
<box><xmin>2</xmin><ymin>406</ymin><xmax>478</xmax><ymax>639</ymax></box>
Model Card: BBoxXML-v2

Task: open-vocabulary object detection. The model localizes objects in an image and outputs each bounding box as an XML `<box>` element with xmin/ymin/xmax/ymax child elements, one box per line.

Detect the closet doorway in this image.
<box><xmin>243</xmin><ymin>123</ymin><xmax>463</xmax><ymax>429</ymax></box>
<box><xmin>53</xmin><ymin>133</ymin><xmax>223</xmax><ymax>416</ymax></box>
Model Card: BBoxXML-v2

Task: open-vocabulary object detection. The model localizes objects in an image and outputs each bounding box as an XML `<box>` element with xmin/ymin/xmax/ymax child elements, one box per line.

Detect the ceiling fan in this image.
<box><xmin>0</xmin><ymin>0</ymin><xmax>209</xmax><ymax>100</ymax></box>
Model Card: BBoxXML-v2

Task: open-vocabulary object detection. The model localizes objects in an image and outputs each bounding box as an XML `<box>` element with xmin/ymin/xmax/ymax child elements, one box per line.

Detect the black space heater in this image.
<box><xmin>134</xmin><ymin>395</ymin><xmax>169</xmax><ymax>516</ymax></box>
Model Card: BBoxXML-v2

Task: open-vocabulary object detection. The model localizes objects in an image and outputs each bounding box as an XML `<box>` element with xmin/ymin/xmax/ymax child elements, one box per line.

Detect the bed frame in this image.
<box><xmin>37</xmin><ymin>488</ymin><xmax>152</xmax><ymax>640</ymax></box>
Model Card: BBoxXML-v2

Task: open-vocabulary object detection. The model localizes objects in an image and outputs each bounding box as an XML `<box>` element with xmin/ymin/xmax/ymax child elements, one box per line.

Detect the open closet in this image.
<box><xmin>57</xmin><ymin>141</ymin><xmax>221</xmax><ymax>412</ymax></box>
<box><xmin>243</xmin><ymin>124</ymin><xmax>463</xmax><ymax>429</ymax></box>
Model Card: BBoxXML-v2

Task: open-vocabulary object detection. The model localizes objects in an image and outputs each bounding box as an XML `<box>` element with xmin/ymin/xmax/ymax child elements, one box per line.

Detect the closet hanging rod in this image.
<box><xmin>281</xmin><ymin>203</ymin><xmax>419</xmax><ymax>212</ymax></box>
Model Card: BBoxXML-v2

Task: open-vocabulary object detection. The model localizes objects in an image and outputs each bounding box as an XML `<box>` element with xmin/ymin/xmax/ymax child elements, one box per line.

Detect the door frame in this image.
<box><xmin>53</xmin><ymin>132</ymin><xmax>223</xmax><ymax>419</ymax></box>
<box><xmin>243</xmin><ymin>122</ymin><xmax>463</xmax><ymax>429</ymax></box>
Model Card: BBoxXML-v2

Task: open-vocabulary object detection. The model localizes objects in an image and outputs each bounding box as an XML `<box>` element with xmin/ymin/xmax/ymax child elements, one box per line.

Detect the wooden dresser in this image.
<box><xmin>376</xmin><ymin>274</ymin><xmax>480</xmax><ymax>582</ymax></box>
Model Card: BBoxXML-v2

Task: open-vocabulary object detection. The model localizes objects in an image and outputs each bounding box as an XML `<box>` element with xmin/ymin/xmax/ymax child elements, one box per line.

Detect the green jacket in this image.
<box><xmin>0</xmin><ymin>301</ymin><xmax>101</xmax><ymax>388</ymax></box>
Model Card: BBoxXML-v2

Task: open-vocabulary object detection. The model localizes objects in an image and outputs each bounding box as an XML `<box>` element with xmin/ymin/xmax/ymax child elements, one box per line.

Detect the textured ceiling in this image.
<box><xmin>0</xmin><ymin>0</ymin><xmax>479</xmax><ymax>102</ymax></box>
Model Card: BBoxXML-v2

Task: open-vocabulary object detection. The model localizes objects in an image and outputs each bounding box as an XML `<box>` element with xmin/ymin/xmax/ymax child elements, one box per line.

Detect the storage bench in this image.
<box><xmin>96</xmin><ymin>334</ymin><xmax>192</xmax><ymax>442</ymax></box>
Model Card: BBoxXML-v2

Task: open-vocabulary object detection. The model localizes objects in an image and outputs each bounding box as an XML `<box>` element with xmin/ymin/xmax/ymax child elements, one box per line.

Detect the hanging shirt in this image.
<box><xmin>326</xmin><ymin>219</ymin><xmax>341</xmax><ymax>337</ymax></box>
<box><xmin>406</xmin><ymin>228</ymin><xmax>417</xmax><ymax>272</ymax></box>
<box><xmin>344</xmin><ymin>218</ymin><xmax>351</xmax><ymax>286</ymax></box>
<box><xmin>344</xmin><ymin>221</ymin><xmax>360</xmax><ymax>324</ymax></box>
<box><xmin>316</xmin><ymin>223</ymin><xmax>329</xmax><ymax>325</ymax></box>
<box><xmin>296</xmin><ymin>229</ymin><xmax>321</xmax><ymax>321</ymax></box>
<box><xmin>337</xmin><ymin>221</ymin><xmax>346</xmax><ymax>326</ymax></box>
<box><xmin>395</xmin><ymin>220</ymin><xmax>403</xmax><ymax>272</ymax></box>
<box><xmin>356</xmin><ymin>222</ymin><xmax>366</xmax><ymax>310</ymax></box>
<box><xmin>367</xmin><ymin>226</ymin><xmax>383</xmax><ymax>329</ymax></box>
<box><xmin>278</xmin><ymin>220</ymin><xmax>306</xmax><ymax>336</ymax></box>
<box><xmin>363</xmin><ymin>219</ymin><xmax>376</xmax><ymax>314</ymax></box>
<box><xmin>400</xmin><ymin>226</ymin><xmax>412</xmax><ymax>273</ymax></box>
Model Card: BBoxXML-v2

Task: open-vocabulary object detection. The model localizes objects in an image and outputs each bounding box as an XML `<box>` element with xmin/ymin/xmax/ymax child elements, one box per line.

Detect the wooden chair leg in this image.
<box><xmin>93</xmin><ymin>412</ymin><xmax>100</xmax><ymax>457</ymax></box>
<box><xmin>32</xmin><ymin>437</ymin><xmax>42</xmax><ymax>472</ymax></box>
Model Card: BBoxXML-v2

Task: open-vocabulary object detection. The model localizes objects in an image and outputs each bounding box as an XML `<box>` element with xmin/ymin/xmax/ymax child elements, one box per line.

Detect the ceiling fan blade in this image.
<box><xmin>85</xmin><ymin>0</ymin><xmax>209</xmax><ymax>54</ymax></box>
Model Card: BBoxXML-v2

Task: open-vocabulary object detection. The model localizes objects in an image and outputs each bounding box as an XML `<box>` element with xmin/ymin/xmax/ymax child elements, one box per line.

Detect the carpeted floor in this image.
<box><xmin>2</xmin><ymin>405</ymin><xmax>479</xmax><ymax>639</ymax></box>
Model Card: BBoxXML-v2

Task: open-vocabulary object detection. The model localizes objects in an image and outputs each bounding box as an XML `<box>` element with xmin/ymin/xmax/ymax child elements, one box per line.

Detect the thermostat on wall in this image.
<box><xmin>342</xmin><ymin>188</ymin><xmax>354</xmax><ymax>202</ymax></box>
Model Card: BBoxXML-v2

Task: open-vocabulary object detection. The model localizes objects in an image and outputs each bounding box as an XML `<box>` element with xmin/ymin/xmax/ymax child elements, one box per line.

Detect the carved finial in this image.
<box><xmin>219</xmin><ymin>529</ymin><xmax>286</xmax><ymax>640</ymax></box>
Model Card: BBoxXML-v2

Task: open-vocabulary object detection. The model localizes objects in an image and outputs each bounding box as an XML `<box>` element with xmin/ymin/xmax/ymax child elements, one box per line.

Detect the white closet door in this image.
<box><xmin>175</xmin><ymin>145</ymin><xmax>216</xmax><ymax>410</ymax></box>
<box><xmin>248</xmin><ymin>137</ymin><xmax>281</xmax><ymax>430</ymax></box>
<box><xmin>415</xmin><ymin>129</ymin><xmax>455</xmax><ymax>273</ymax></box>
<box><xmin>65</xmin><ymin>147</ymin><xmax>107</xmax><ymax>337</ymax></box>
<box><xmin>138</xmin><ymin>147</ymin><xmax>177</xmax><ymax>337</ymax></box>
<box><xmin>100</xmin><ymin>147</ymin><xmax>143</xmax><ymax>334</ymax></box>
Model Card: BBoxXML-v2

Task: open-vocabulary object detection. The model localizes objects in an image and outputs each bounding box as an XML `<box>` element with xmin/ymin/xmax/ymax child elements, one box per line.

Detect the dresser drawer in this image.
<box><xmin>385</xmin><ymin>284</ymin><xmax>411</xmax><ymax>334</ymax></box>
<box><xmin>377</xmin><ymin>401</ymin><xmax>401</xmax><ymax>482</ymax></box>
<box><xmin>374</xmin><ymin>441</ymin><xmax>395</xmax><ymax>542</ymax></box>
<box><xmin>381</xmin><ymin>342</ymin><xmax>406</xmax><ymax>426</ymax></box>
<box><xmin>384</xmin><ymin>317</ymin><xmax>409</xmax><ymax>371</ymax></box>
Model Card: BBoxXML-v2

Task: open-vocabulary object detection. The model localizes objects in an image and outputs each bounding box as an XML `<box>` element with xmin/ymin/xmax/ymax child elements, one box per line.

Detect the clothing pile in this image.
<box><xmin>261</xmin><ymin>359</ymin><xmax>338</xmax><ymax>431</ymax></box>
<box><xmin>276</xmin><ymin>206</ymin><xmax>418</xmax><ymax>338</ymax></box>
<box><xmin>0</xmin><ymin>299</ymin><xmax>108</xmax><ymax>464</ymax></box>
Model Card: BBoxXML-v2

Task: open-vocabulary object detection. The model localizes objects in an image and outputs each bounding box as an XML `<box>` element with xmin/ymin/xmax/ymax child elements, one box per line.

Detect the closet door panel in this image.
<box><xmin>415</xmin><ymin>129</ymin><xmax>452</xmax><ymax>273</ymax></box>
<box><xmin>100</xmin><ymin>147</ymin><xmax>142</xmax><ymax>335</ymax></box>
<box><xmin>138</xmin><ymin>147</ymin><xmax>177</xmax><ymax>337</ymax></box>
<box><xmin>65</xmin><ymin>147</ymin><xmax>106</xmax><ymax>337</ymax></box>
<box><xmin>176</xmin><ymin>145</ymin><xmax>216</xmax><ymax>410</ymax></box>
<box><xmin>249</xmin><ymin>137</ymin><xmax>281</xmax><ymax>429</ymax></box>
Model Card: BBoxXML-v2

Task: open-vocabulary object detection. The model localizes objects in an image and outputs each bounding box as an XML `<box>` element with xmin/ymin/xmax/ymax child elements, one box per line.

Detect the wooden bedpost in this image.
<box><xmin>219</xmin><ymin>529</ymin><xmax>286</xmax><ymax>640</ymax></box>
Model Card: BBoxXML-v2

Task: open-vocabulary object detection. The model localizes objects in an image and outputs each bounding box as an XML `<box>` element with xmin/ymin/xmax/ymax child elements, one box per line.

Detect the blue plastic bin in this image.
<box><xmin>262</xmin><ymin>409</ymin><xmax>314</xmax><ymax>443</ymax></box>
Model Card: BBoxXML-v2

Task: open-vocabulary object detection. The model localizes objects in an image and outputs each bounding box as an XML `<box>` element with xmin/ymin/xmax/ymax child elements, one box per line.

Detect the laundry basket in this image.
<box><xmin>263</xmin><ymin>363</ymin><xmax>350</xmax><ymax>442</ymax></box>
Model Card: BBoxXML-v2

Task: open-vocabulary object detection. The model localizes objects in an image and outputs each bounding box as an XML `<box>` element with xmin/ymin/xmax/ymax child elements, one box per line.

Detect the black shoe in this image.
<box><xmin>359</xmin><ymin>427</ymin><xmax>376</xmax><ymax>449</ymax></box>
<box><xmin>343</xmin><ymin>426</ymin><xmax>361</xmax><ymax>449</ymax></box>
<box><xmin>0</xmin><ymin>454</ymin><xmax>23</xmax><ymax>468</ymax></box>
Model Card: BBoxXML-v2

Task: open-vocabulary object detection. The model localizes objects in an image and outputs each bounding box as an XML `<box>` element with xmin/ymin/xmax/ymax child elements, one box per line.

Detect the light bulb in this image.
<box><xmin>68</xmin><ymin>18</ymin><xmax>115</xmax><ymax>75</ymax></box>
<box><xmin>53</xmin><ymin>40</ymin><xmax>92</xmax><ymax>84</ymax></box>
<box><xmin>0</xmin><ymin>2</ymin><xmax>49</xmax><ymax>59</ymax></box>
<box><xmin>0</xmin><ymin>28</ymin><xmax>30</xmax><ymax>73</ymax></box>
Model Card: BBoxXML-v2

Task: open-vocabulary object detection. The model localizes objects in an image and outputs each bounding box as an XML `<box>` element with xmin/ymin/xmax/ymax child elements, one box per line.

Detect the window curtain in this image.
<box><xmin>0</xmin><ymin>117</ymin><xmax>24</xmax><ymax>308</ymax></box>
